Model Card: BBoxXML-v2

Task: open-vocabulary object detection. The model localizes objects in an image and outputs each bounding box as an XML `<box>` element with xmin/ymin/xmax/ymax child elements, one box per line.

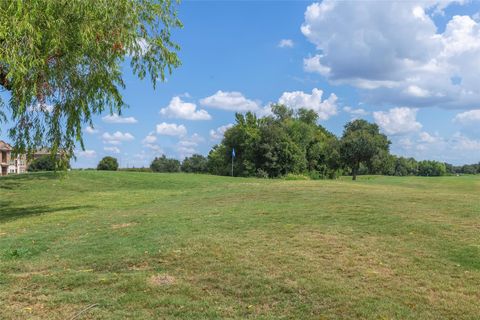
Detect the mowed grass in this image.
<box><xmin>0</xmin><ymin>172</ymin><xmax>479</xmax><ymax>319</ymax></box>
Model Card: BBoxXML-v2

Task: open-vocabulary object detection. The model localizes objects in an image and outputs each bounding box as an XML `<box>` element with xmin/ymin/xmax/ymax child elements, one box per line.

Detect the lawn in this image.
<box><xmin>0</xmin><ymin>171</ymin><xmax>479</xmax><ymax>319</ymax></box>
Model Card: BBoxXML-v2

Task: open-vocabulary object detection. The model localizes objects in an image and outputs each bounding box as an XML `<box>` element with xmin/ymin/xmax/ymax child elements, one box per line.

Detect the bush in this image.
<box><xmin>282</xmin><ymin>173</ymin><xmax>310</xmax><ymax>180</ymax></box>
<box><xmin>97</xmin><ymin>156</ymin><xmax>119</xmax><ymax>171</ymax></box>
<box><xmin>308</xmin><ymin>170</ymin><xmax>322</xmax><ymax>180</ymax></box>
<box><xmin>28</xmin><ymin>155</ymin><xmax>66</xmax><ymax>172</ymax></box>
<box><xmin>150</xmin><ymin>155</ymin><xmax>180</xmax><ymax>173</ymax></box>
<box><xmin>255</xmin><ymin>169</ymin><xmax>269</xmax><ymax>179</ymax></box>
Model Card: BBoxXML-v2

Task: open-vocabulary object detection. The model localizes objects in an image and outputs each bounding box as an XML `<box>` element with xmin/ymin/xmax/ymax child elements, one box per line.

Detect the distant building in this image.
<box><xmin>0</xmin><ymin>140</ymin><xmax>55</xmax><ymax>176</ymax></box>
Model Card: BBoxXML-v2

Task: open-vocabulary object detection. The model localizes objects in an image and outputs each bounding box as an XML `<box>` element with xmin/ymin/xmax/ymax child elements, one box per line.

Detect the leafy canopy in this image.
<box><xmin>28</xmin><ymin>154</ymin><xmax>69</xmax><ymax>172</ymax></box>
<box><xmin>97</xmin><ymin>156</ymin><xmax>119</xmax><ymax>171</ymax></box>
<box><xmin>208</xmin><ymin>105</ymin><xmax>340</xmax><ymax>178</ymax></box>
<box><xmin>340</xmin><ymin>119</ymin><xmax>390</xmax><ymax>180</ymax></box>
<box><xmin>0</xmin><ymin>0</ymin><xmax>181</xmax><ymax>158</ymax></box>
<box><xmin>181</xmin><ymin>154</ymin><xmax>208</xmax><ymax>173</ymax></box>
<box><xmin>150</xmin><ymin>155</ymin><xmax>180</xmax><ymax>173</ymax></box>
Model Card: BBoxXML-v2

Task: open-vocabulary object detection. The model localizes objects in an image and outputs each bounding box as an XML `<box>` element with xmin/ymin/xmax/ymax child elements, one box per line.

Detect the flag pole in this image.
<box><xmin>231</xmin><ymin>147</ymin><xmax>235</xmax><ymax>177</ymax></box>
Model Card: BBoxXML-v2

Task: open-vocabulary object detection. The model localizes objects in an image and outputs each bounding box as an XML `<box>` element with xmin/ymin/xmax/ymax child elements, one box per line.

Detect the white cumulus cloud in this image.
<box><xmin>419</xmin><ymin>131</ymin><xmax>442</xmax><ymax>144</ymax></box>
<box><xmin>200</xmin><ymin>91</ymin><xmax>260</xmax><ymax>112</ymax></box>
<box><xmin>303</xmin><ymin>55</ymin><xmax>331</xmax><ymax>76</ymax></box>
<box><xmin>102</xmin><ymin>113</ymin><xmax>138</xmax><ymax>124</ymax></box>
<box><xmin>373</xmin><ymin>107</ymin><xmax>422</xmax><ymax>135</ymax></box>
<box><xmin>210</xmin><ymin>124</ymin><xmax>234</xmax><ymax>141</ymax></box>
<box><xmin>160</xmin><ymin>96</ymin><xmax>211</xmax><ymax>120</ymax></box>
<box><xmin>176</xmin><ymin>134</ymin><xmax>205</xmax><ymax>158</ymax></box>
<box><xmin>453</xmin><ymin>109</ymin><xmax>480</xmax><ymax>125</ymax></box>
<box><xmin>104</xmin><ymin>146</ymin><xmax>120</xmax><ymax>154</ymax></box>
<box><xmin>343</xmin><ymin>106</ymin><xmax>368</xmax><ymax>117</ymax></box>
<box><xmin>156</xmin><ymin>122</ymin><xmax>187</xmax><ymax>137</ymax></box>
<box><xmin>78</xmin><ymin>149</ymin><xmax>97</xmax><ymax>158</ymax></box>
<box><xmin>301</xmin><ymin>1</ymin><xmax>480</xmax><ymax>109</ymax></box>
<box><xmin>142</xmin><ymin>134</ymin><xmax>157</xmax><ymax>144</ymax></box>
<box><xmin>452</xmin><ymin>132</ymin><xmax>480</xmax><ymax>151</ymax></box>
<box><xmin>278</xmin><ymin>88</ymin><xmax>338</xmax><ymax>120</ymax></box>
<box><xmin>102</xmin><ymin>131</ymin><xmax>135</xmax><ymax>145</ymax></box>
<box><xmin>391</xmin><ymin>130</ymin><xmax>480</xmax><ymax>164</ymax></box>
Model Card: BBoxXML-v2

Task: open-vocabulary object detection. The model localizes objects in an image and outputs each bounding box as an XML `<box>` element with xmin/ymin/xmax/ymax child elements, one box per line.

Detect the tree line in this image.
<box><xmin>31</xmin><ymin>104</ymin><xmax>478</xmax><ymax>179</ymax></box>
<box><xmin>143</xmin><ymin>105</ymin><xmax>479</xmax><ymax>180</ymax></box>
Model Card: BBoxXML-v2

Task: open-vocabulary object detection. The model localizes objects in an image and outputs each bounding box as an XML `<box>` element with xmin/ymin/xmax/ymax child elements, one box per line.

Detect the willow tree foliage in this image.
<box><xmin>0</xmin><ymin>0</ymin><xmax>181</xmax><ymax>159</ymax></box>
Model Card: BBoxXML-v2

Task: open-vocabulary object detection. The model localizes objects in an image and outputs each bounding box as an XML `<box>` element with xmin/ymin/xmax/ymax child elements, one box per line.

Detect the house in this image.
<box><xmin>0</xmin><ymin>140</ymin><xmax>54</xmax><ymax>176</ymax></box>
<box><xmin>0</xmin><ymin>141</ymin><xmax>27</xmax><ymax>176</ymax></box>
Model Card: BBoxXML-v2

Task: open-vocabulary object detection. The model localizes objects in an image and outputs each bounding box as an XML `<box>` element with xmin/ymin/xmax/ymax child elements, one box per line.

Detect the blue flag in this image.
<box><xmin>232</xmin><ymin>148</ymin><xmax>236</xmax><ymax>158</ymax></box>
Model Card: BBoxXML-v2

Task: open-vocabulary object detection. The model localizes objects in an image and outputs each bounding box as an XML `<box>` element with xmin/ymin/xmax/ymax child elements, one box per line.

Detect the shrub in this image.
<box><xmin>28</xmin><ymin>155</ymin><xmax>66</xmax><ymax>172</ymax></box>
<box><xmin>97</xmin><ymin>156</ymin><xmax>119</xmax><ymax>171</ymax></box>
<box><xmin>283</xmin><ymin>173</ymin><xmax>310</xmax><ymax>180</ymax></box>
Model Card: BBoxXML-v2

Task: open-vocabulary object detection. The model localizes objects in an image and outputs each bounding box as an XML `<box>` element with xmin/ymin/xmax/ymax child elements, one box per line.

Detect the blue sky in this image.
<box><xmin>2</xmin><ymin>1</ymin><xmax>480</xmax><ymax>167</ymax></box>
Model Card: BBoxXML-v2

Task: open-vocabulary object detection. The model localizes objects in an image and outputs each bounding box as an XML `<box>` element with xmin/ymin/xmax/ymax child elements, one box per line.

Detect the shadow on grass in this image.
<box><xmin>0</xmin><ymin>172</ymin><xmax>64</xmax><ymax>190</ymax></box>
<box><xmin>0</xmin><ymin>200</ymin><xmax>94</xmax><ymax>224</ymax></box>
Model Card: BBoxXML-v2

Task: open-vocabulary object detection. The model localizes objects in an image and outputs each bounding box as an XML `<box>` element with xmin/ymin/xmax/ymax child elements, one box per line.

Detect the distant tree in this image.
<box><xmin>461</xmin><ymin>164</ymin><xmax>477</xmax><ymax>175</ymax></box>
<box><xmin>417</xmin><ymin>160</ymin><xmax>446</xmax><ymax>176</ymax></box>
<box><xmin>444</xmin><ymin>162</ymin><xmax>455</xmax><ymax>175</ymax></box>
<box><xmin>150</xmin><ymin>155</ymin><xmax>180</xmax><ymax>173</ymax></box>
<box><xmin>97</xmin><ymin>156</ymin><xmax>119</xmax><ymax>171</ymax></box>
<box><xmin>208</xmin><ymin>106</ymin><xmax>340</xmax><ymax>178</ymax></box>
<box><xmin>181</xmin><ymin>154</ymin><xmax>208</xmax><ymax>173</ymax></box>
<box><xmin>393</xmin><ymin>157</ymin><xmax>418</xmax><ymax>176</ymax></box>
<box><xmin>256</xmin><ymin>118</ymin><xmax>305</xmax><ymax>177</ymax></box>
<box><xmin>207</xmin><ymin>144</ymin><xmax>230</xmax><ymax>176</ymax></box>
<box><xmin>28</xmin><ymin>156</ymin><xmax>56</xmax><ymax>172</ymax></box>
<box><xmin>340</xmin><ymin>119</ymin><xmax>390</xmax><ymax>180</ymax></box>
<box><xmin>370</xmin><ymin>151</ymin><xmax>395</xmax><ymax>175</ymax></box>
<box><xmin>221</xmin><ymin>112</ymin><xmax>261</xmax><ymax>176</ymax></box>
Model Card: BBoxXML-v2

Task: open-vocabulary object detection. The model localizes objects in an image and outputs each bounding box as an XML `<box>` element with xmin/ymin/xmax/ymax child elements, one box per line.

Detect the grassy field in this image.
<box><xmin>0</xmin><ymin>171</ymin><xmax>479</xmax><ymax>319</ymax></box>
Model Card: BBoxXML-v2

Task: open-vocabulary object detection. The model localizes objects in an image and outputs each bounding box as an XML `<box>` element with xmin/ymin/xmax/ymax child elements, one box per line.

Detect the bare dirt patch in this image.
<box><xmin>148</xmin><ymin>274</ymin><xmax>176</xmax><ymax>287</ymax></box>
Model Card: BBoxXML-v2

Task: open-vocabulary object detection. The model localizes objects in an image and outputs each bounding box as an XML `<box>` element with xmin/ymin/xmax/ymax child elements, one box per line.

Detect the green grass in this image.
<box><xmin>1</xmin><ymin>171</ymin><xmax>479</xmax><ymax>319</ymax></box>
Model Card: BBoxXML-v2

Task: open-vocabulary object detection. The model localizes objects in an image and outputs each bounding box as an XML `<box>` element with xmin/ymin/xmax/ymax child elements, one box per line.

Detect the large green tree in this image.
<box><xmin>0</xmin><ymin>0</ymin><xmax>181</xmax><ymax>158</ymax></box>
<box><xmin>340</xmin><ymin>119</ymin><xmax>390</xmax><ymax>180</ymax></box>
<box><xmin>209</xmin><ymin>105</ymin><xmax>339</xmax><ymax>178</ymax></box>
<box><xmin>97</xmin><ymin>156</ymin><xmax>119</xmax><ymax>171</ymax></box>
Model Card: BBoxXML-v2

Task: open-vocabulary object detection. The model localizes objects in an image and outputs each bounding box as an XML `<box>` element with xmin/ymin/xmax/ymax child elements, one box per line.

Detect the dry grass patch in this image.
<box><xmin>148</xmin><ymin>274</ymin><xmax>176</xmax><ymax>287</ymax></box>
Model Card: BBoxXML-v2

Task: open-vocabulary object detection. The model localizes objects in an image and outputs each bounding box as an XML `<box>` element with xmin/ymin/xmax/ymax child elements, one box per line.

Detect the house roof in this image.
<box><xmin>0</xmin><ymin>140</ymin><xmax>12</xmax><ymax>151</ymax></box>
<box><xmin>0</xmin><ymin>141</ymin><xmax>65</xmax><ymax>155</ymax></box>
